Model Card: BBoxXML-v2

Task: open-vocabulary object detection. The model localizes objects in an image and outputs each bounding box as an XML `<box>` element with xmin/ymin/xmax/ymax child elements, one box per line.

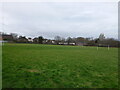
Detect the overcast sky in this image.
<box><xmin>0</xmin><ymin>2</ymin><xmax>118</xmax><ymax>39</ymax></box>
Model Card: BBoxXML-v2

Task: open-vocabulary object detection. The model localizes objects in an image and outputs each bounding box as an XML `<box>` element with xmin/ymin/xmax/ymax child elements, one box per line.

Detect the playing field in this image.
<box><xmin>2</xmin><ymin>43</ymin><xmax>118</xmax><ymax>88</ymax></box>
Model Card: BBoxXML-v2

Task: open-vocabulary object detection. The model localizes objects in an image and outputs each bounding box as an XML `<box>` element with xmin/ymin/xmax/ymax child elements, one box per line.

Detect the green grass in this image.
<box><xmin>2</xmin><ymin>43</ymin><xmax>118</xmax><ymax>88</ymax></box>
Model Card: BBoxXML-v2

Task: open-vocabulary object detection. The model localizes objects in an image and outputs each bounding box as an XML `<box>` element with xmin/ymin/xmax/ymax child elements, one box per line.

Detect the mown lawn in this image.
<box><xmin>2</xmin><ymin>43</ymin><xmax>118</xmax><ymax>88</ymax></box>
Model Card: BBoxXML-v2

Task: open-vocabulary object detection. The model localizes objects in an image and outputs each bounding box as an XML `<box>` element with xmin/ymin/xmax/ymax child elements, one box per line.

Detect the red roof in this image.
<box><xmin>0</xmin><ymin>36</ymin><xmax>2</xmax><ymax>40</ymax></box>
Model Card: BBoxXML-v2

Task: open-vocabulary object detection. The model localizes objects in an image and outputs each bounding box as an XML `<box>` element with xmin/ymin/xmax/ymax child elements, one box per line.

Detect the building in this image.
<box><xmin>28</xmin><ymin>38</ymin><xmax>33</xmax><ymax>42</ymax></box>
<box><xmin>0</xmin><ymin>36</ymin><xmax>2</xmax><ymax>41</ymax></box>
<box><xmin>76</xmin><ymin>42</ymin><xmax>87</xmax><ymax>46</ymax></box>
<box><xmin>2</xmin><ymin>35</ymin><xmax>13</xmax><ymax>42</ymax></box>
<box><xmin>0</xmin><ymin>36</ymin><xmax>2</xmax><ymax>43</ymax></box>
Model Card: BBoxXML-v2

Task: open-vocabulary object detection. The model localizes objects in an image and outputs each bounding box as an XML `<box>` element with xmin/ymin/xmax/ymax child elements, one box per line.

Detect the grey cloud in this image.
<box><xmin>0</xmin><ymin>2</ymin><xmax>118</xmax><ymax>39</ymax></box>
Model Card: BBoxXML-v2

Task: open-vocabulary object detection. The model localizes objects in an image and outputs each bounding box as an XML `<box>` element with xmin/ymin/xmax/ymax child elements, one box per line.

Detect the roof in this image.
<box><xmin>0</xmin><ymin>36</ymin><xmax>2</xmax><ymax>40</ymax></box>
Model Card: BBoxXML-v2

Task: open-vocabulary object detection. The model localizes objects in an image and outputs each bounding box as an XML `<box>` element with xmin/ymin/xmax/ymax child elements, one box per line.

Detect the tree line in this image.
<box><xmin>0</xmin><ymin>32</ymin><xmax>120</xmax><ymax>47</ymax></box>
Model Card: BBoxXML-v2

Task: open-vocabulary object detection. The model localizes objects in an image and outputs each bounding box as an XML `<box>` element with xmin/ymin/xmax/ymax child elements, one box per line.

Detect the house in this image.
<box><xmin>76</xmin><ymin>42</ymin><xmax>87</xmax><ymax>46</ymax></box>
<box><xmin>51</xmin><ymin>40</ymin><xmax>55</xmax><ymax>44</ymax></box>
<box><xmin>28</xmin><ymin>38</ymin><xmax>33</xmax><ymax>42</ymax></box>
<box><xmin>33</xmin><ymin>38</ymin><xmax>39</xmax><ymax>43</ymax></box>
<box><xmin>0</xmin><ymin>35</ymin><xmax>8</xmax><ymax>44</ymax></box>
<box><xmin>42</xmin><ymin>39</ymin><xmax>48</xmax><ymax>44</ymax></box>
<box><xmin>17</xmin><ymin>36</ymin><xmax>28</xmax><ymax>43</ymax></box>
<box><xmin>2</xmin><ymin>34</ymin><xmax>13</xmax><ymax>42</ymax></box>
<box><xmin>0</xmin><ymin>36</ymin><xmax>2</xmax><ymax>43</ymax></box>
<box><xmin>43</xmin><ymin>39</ymin><xmax>56</xmax><ymax>44</ymax></box>
<box><xmin>69</xmin><ymin>43</ymin><xmax>76</xmax><ymax>45</ymax></box>
<box><xmin>0</xmin><ymin>36</ymin><xmax>2</xmax><ymax>41</ymax></box>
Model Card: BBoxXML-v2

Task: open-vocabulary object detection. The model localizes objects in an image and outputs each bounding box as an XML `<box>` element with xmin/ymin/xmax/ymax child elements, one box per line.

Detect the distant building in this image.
<box><xmin>0</xmin><ymin>36</ymin><xmax>2</xmax><ymax>43</ymax></box>
<box><xmin>0</xmin><ymin>35</ymin><xmax>8</xmax><ymax>43</ymax></box>
<box><xmin>42</xmin><ymin>39</ymin><xmax>56</xmax><ymax>44</ymax></box>
<box><xmin>76</xmin><ymin>42</ymin><xmax>87</xmax><ymax>46</ymax></box>
<box><xmin>33</xmin><ymin>38</ymin><xmax>39</xmax><ymax>43</ymax></box>
<box><xmin>28</xmin><ymin>38</ymin><xmax>33</xmax><ymax>42</ymax></box>
<box><xmin>0</xmin><ymin>36</ymin><xmax>2</xmax><ymax>41</ymax></box>
<box><xmin>58</xmin><ymin>42</ymin><xmax>75</xmax><ymax>45</ymax></box>
<box><xmin>2</xmin><ymin>35</ymin><xmax>13</xmax><ymax>42</ymax></box>
<box><xmin>43</xmin><ymin>39</ymin><xmax>48</xmax><ymax>44</ymax></box>
<box><xmin>51</xmin><ymin>40</ymin><xmax>55</xmax><ymax>44</ymax></box>
<box><xmin>17</xmin><ymin>36</ymin><xmax>28</xmax><ymax>43</ymax></box>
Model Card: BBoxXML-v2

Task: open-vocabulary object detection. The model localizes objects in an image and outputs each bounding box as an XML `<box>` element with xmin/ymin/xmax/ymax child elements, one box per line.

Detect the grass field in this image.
<box><xmin>2</xmin><ymin>43</ymin><xmax>118</xmax><ymax>88</ymax></box>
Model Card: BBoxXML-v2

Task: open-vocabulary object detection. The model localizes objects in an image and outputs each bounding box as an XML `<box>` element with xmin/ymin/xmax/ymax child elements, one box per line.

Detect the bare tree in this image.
<box><xmin>61</xmin><ymin>37</ymin><xmax>65</xmax><ymax>44</ymax></box>
<box><xmin>54</xmin><ymin>36</ymin><xmax>61</xmax><ymax>45</ymax></box>
<box><xmin>66</xmin><ymin>37</ymin><xmax>72</xmax><ymax>45</ymax></box>
<box><xmin>10</xmin><ymin>33</ymin><xmax>18</xmax><ymax>42</ymax></box>
<box><xmin>99</xmin><ymin>33</ymin><xmax>105</xmax><ymax>41</ymax></box>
